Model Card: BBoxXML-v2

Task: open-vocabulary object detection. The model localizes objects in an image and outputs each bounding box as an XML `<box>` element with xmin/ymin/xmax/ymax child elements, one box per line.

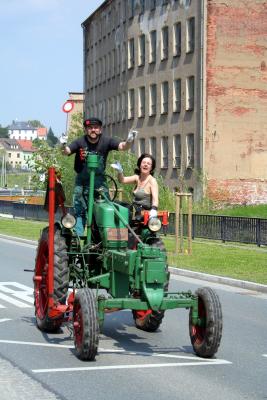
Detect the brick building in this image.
<box><xmin>82</xmin><ymin>0</ymin><xmax>267</xmax><ymax>204</ymax></box>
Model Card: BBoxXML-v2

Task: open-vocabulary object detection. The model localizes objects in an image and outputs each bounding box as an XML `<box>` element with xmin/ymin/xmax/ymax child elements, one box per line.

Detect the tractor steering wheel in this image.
<box><xmin>104</xmin><ymin>174</ymin><xmax>118</xmax><ymax>201</ymax></box>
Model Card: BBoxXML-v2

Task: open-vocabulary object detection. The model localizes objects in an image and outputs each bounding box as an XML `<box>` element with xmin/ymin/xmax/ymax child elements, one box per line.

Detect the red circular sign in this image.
<box><xmin>62</xmin><ymin>100</ymin><xmax>74</xmax><ymax>113</ymax></box>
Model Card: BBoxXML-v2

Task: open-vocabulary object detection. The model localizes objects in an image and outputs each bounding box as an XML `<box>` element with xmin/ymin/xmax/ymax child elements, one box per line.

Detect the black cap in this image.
<box><xmin>83</xmin><ymin>118</ymin><xmax>102</xmax><ymax>127</ymax></box>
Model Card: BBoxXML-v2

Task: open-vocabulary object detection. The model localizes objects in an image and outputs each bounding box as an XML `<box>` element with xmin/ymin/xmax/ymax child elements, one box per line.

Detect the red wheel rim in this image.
<box><xmin>34</xmin><ymin>240</ymin><xmax>49</xmax><ymax>319</ymax></box>
<box><xmin>191</xmin><ymin>298</ymin><xmax>206</xmax><ymax>345</ymax></box>
<box><xmin>134</xmin><ymin>309</ymin><xmax>152</xmax><ymax>320</ymax></box>
<box><xmin>73</xmin><ymin>302</ymin><xmax>83</xmax><ymax>348</ymax></box>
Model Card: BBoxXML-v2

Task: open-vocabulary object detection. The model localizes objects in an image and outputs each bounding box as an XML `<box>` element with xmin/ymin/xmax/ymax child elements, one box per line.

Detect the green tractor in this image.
<box><xmin>33</xmin><ymin>152</ymin><xmax>222</xmax><ymax>361</ymax></box>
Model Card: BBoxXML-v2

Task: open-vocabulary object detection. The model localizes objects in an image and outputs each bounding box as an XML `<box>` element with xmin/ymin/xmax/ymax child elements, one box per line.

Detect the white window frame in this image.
<box><xmin>173</xmin><ymin>22</ymin><xmax>181</xmax><ymax>57</ymax></box>
<box><xmin>161</xmin><ymin>26</ymin><xmax>169</xmax><ymax>60</ymax></box>
<box><xmin>138</xmin><ymin>138</ymin><xmax>146</xmax><ymax>156</ymax></box>
<box><xmin>173</xmin><ymin>134</ymin><xmax>181</xmax><ymax>168</ymax></box>
<box><xmin>138</xmin><ymin>34</ymin><xmax>146</xmax><ymax>66</ymax></box>
<box><xmin>149</xmin><ymin>84</ymin><xmax>157</xmax><ymax>116</ymax></box>
<box><xmin>128</xmin><ymin>89</ymin><xmax>135</xmax><ymax>119</ymax></box>
<box><xmin>186</xmin><ymin>17</ymin><xmax>195</xmax><ymax>54</ymax></box>
<box><xmin>138</xmin><ymin>86</ymin><xmax>145</xmax><ymax>118</ymax></box>
<box><xmin>161</xmin><ymin>136</ymin><xmax>168</xmax><ymax>169</ymax></box>
<box><xmin>186</xmin><ymin>76</ymin><xmax>194</xmax><ymax>111</ymax></box>
<box><xmin>149</xmin><ymin>30</ymin><xmax>157</xmax><ymax>64</ymax></box>
<box><xmin>173</xmin><ymin>79</ymin><xmax>181</xmax><ymax>113</ymax></box>
<box><xmin>161</xmin><ymin>81</ymin><xmax>169</xmax><ymax>114</ymax></box>
<box><xmin>186</xmin><ymin>133</ymin><xmax>194</xmax><ymax>168</ymax></box>
<box><xmin>128</xmin><ymin>38</ymin><xmax>135</xmax><ymax>69</ymax></box>
<box><xmin>149</xmin><ymin>137</ymin><xmax>157</xmax><ymax>159</ymax></box>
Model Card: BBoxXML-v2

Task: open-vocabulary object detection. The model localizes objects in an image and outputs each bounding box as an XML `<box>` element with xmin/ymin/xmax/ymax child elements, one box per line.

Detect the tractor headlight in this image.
<box><xmin>61</xmin><ymin>213</ymin><xmax>76</xmax><ymax>229</ymax></box>
<box><xmin>148</xmin><ymin>217</ymin><xmax>162</xmax><ymax>232</ymax></box>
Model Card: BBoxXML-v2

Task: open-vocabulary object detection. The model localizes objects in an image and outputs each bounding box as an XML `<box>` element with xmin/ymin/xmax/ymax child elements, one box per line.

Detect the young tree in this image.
<box><xmin>0</xmin><ymin>125</ymin><xmax>8</xmax><ymax>138</ymax></box>
<box><xmin>47</xmin><ymin>127</ymin><xmax>58</xmax><ymax>147</ymax></box>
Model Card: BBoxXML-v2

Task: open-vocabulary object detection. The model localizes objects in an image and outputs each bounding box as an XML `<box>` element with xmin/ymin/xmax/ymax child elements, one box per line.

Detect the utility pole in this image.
<box><xmin>1</xmin><ymin>153</ymin><xmax>7</xmax><ymax>188</ymax></box>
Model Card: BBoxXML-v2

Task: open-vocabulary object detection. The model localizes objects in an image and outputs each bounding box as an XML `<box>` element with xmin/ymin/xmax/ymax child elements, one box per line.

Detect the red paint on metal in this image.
<box><xmin>48</xmin><ymin>167</ymin><xmax>55</xmax><ymax>311</ymax></box>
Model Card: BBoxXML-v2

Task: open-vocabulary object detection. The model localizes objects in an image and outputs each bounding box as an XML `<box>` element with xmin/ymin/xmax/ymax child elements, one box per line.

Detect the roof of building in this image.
<box><xmin>0</xmin><ymin>138</ymin><xmax>20</xmax><ymax>150</ymax></box>
<box><xmin>16</xmin><ymin>140</ymin><xmax>36</xmax><ymax>152</ymax></box>
<box><xmin>8</xmin><ymin>121</ymin><xmax>37</xmax><ymax>131</ymax></box>
<box><xmin>37</xmin><ymin>127</ymin><xmax>47</xmax><ymax>137</ymax></box>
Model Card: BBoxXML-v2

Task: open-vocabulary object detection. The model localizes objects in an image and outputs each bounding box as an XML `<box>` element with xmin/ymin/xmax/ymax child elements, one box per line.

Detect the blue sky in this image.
<box><xmin>0</xmin><ymin>0</ymin><xmax>103</xmax><ymax>135</ymax></box>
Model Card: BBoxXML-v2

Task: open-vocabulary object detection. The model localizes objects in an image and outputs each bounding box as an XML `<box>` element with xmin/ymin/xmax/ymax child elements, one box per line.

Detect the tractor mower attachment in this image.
<box><xmin>34</xmin><ymin>153</ymin><xmax>223</xmax><ymax>361</ymax></box>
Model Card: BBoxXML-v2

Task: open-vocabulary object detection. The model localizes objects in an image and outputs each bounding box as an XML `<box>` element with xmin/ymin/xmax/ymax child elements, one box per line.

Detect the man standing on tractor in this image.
<box><xmin>60</xmin><ymin>117</ymin><xmax>137</xmax><ymax>236</ymax></box>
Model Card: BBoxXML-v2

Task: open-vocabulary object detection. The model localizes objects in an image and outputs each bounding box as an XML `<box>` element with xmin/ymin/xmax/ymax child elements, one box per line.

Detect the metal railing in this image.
<box><xmin>0</xmin><ymin>200</ymin><xmax>266</xmax><ymax>247</ymax></box>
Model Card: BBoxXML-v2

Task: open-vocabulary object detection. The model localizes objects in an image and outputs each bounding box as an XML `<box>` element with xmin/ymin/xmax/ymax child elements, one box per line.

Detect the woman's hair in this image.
<box><xmin>134</xmin><ymin>153</ymin><xmax>156</xmax><ymax>176</ymax></box>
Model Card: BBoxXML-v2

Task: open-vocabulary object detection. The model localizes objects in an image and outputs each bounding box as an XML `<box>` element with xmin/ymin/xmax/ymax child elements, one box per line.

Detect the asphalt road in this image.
<box><xmin>0</xmin><ymin>237</ymin><xmax>266</xmax><ymax>400</ymax></box>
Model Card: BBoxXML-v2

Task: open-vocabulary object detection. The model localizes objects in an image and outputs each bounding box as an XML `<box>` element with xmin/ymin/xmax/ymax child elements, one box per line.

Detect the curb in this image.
<box><xmin>0</xmin><ymin>233</ymin><xmax>266</xmax><ymax>294</ymax></box>
<box><xmin>169</xmin><ymin>266</ymin><xmax>267</xmax><ymax>294</ymax></box>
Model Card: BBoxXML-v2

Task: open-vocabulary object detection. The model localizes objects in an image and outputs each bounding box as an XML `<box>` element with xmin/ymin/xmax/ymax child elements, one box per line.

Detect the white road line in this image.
<box><xmin>0</xmin><ymin>340</ymin><xmax>74</xmax><ymax>348</ymax></box>
<box><xmin>0</xmin><ymin>282</ymin><xmax>33</xmax><ymax>305</ymax></box>
<box><xmin>0</xmin><ymin>292</ymin><xmax>32</xmax><ymax>308</ymax></box>
<box><xmin>33</xmin><ymin>359</ymin><xmax>231</xmax><ymax>374</ymax></box>
<box><xmin>263</xmin><ymin>354</ymin><xmax>267</xmax><ymax>358</ymax></box>
<box><xmin>0</xmin><ymin>318</ymin><xmax>11</xmax><ymax>323</ymax></box>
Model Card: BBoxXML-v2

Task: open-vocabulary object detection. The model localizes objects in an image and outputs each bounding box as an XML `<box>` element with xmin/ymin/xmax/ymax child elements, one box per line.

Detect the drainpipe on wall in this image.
<box><xmin>199</xmin><ymin>0</ymin><xmax>207</xmax><ymax>199</ymax></box>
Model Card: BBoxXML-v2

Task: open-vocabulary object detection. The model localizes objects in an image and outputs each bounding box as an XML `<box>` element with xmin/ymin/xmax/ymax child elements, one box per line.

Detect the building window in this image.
<box><xmin>173</xmin><ymin>22</ymin><xmax>181</xmax><ymax>57</ymax></box>
<box><xmin>149</xmin><ymin>30</ymin><xmax>157</xmax><ymax>64</ymax></box>
<box><xmin>128</xmin><ymin>38</ymin><xmax>135</xmax><ymax>69</ymax></box>
<box><xmin>186</xmin><ymin>17</ymin><xmax>195</xmax><ymax>54</ymax></box>
<box><xmin>108</xmin><ymin>52</ymin><xmax>111</xmax><ymax>78</ymax></box>
<box><xmin>173</xmin><ymin>135</ymin><xmax>181</xmax><ymax>168</ymax></box>
<box><xmin>8</xmin><ymin>153</ymin><xmax>11</xmax><ymax>158</ymax></box>
<box><xmin>161</xmin><ymin>26</ymin><xmax>169</xmax><ymax>60</ymax></box>
<box><xmin>129</xmin><ymin>0</ymin><xmax>135</xmax><ymax>19</ymax></box>
<box><xmin>117</xmin><ymin>45</ymin><xmax>121</xmax><ymax>75</ymax></box>
<box><xmin>121</xmin><ymin>92</ymin><xmax>126</xmax><ymax>121</ymax></box>
<box><xmin>17</xmin><ymin>153</ymin><xmax>20</xmax><ymax>158</ymax></box>
<box><xmin>161</xmin><ymin>137</ymin><xmax>168</xmax><ymax>168</ymax></box>
<box><xmin>128</xmin><ymin>89</ymin><xmax>135</xmax><ymax>119</ymax></box>
<box><xmin>117</xmin><ymin>95</ymin><xmax>121</xmax><ymax>122</ymax></box>
<box><xmin>138</xmin><ymin>86</ymin><xmax>145</xmax><ymax>118</ymax></box>
<box><xmin>149</xmin><ymin>137</ymin><xmax>157</xmax><ymax>159</ymax></box>
<box><xmin>112</xmin><ymin>49</ymin><xmax>115</xmax><ymax>77</ymax></box>
<box><xmin>113</xmin><ymin>96</ymin><xmax>116</xmax><ymax>123</ymax></box>
<box><xmin>138</xmin><ymin>34</ymin><xmax>145</xmax><ymax>66</ymax></box>
<box><xmin>138</xmin><ymin>138</ymin><xmax>145</xmax><ymax>156</ymax></box>
<box><xmin>186</xmin><ymin>76</ymin><xmax>194</xmax><ymax>111</ymax></box>
<box><xmin>150</xmin><ymin>0</ymin><xmax>156</xmax><ymax>10</ymax></box>
<box><xmin>149</xmin><ymin>84</ymin><xmax>157</xmax><ymax>116</ymax></box>
<box><xmin>161</xmin><ymin>81</ymin><xmax>169</xmax><ymax>114</ymax></box>
<box><xmin>186</xmin><ymin>133</ymin><xmax>194</xmax><ymax>168</ymax></box>
<box><xmin>122</xmin><ymin>42</ymin><xmax>126</xmax><ymax>72</ymax></box>
<box><xmin>173</xmin><ymin>79</ymin><xmax>181</xmax><ymax>113</ymax></box>
<box><xmin>108</xmin><ymin>98</ymin><xmax>112</xmax><ymax>124</ymax></box>
<box><xmin>140</xmin><ymin>0</ymin><xmax>145</xmax><ymax>14</ymax></box>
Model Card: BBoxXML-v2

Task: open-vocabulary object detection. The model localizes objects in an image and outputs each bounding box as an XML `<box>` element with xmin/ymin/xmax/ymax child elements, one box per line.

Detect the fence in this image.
<box><xmin>0</xmin><ymin>200</ymin><xmax>267</xmax><ymax>247</ymax></box>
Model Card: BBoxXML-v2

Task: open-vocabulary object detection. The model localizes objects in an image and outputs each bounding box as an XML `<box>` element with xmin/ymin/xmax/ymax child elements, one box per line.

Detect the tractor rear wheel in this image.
<box><xmin>189</xmin><ymin>287</ymin><xmax>222</xmax><ymax>358</ymax></box>
<box><xmin>133</xmin><ymin>237</ymin><xmax>168</xmax><ymax>332</ymax></box>
<box><xmin>34</xmin><ymin>226</ymin><xmax>69</xmax><ymax>332</ymax></box>
<box><xmin>73</xmin><ymin>288</ymin><xmax>99</xmax><ymax>361</ymax></box>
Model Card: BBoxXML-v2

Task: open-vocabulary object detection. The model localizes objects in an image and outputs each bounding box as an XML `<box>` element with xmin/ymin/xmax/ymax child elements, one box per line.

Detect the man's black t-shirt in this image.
<box><xmin>68</xmin><ymin>134</ymin><xmax>120</xmax><ymax>174</ymax></box>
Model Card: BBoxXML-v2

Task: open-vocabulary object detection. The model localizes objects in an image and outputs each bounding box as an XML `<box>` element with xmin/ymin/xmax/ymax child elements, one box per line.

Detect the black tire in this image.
<box><xmin>189</xmin><ymin>287</ymin><xmax>223</xmax><ymax>358</ymax></box>
<box><xmin>34</xmin><ymin>226</ymin><xmax>69</xmax><ymax>332</ymax></box>
<box><xmin>133</xmin><ymin>237</ymin><xmax>168</xmax><ymax>332</ymax></box>
<box><xmin>73</xmin><ymin>288</ymin><xmax>99</xmax><ymax>361</ymax></box>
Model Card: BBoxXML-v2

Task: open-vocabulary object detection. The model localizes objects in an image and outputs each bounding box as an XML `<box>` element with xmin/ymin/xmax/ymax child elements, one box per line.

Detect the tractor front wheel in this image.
<box><xmin>73</xmin><ymin>288</ymin><xmax>99</xmax><ymax>361</ymax></box>
<box><xmin>34</xmin><ymin>226</ymin><xmax>69</xmax><ymax>332</ymax></box>
<box><xmin>189</xmin><ymin>287</ymin><xmax>222</xmax><ymax>358</ymax></box>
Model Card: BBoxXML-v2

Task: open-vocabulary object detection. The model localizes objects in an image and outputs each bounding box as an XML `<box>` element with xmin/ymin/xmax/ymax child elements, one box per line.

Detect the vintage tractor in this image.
<box><xmin>33</xmin><ymin>152</ymin><xmax>222</xmax><ymax>361</ymax></box>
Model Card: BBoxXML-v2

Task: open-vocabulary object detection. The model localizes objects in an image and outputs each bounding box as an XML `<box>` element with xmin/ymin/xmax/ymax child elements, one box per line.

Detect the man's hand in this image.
<box><xmin>126</xmin><ymin>130</ymin><xmax>138</xmax><ymax>143</ymax></box>
<box><xmin>149</xmin><ymin>208</ymin><xmax>157</xmax><ymax>218</ymax></box>
<box><xmin>111</xmin><ymin>161</ymin><xmax>123</xmax><ymax>173</ymax></box>
<box><xmin>59</xmin><ymin>134</ymin><xmax>68</xmax><ymax>145</ymax></box>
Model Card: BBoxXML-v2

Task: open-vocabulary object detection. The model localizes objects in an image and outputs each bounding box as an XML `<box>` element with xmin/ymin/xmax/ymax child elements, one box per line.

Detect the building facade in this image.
<box><xmin>82</xmin><ymin>0</ymin><xmax>267</xmax><ymax>204</ymax></box>
<box><xmin>0</xmin><ymin>138</ymin><xmax>35</xmax><ymax>170</ymax></box>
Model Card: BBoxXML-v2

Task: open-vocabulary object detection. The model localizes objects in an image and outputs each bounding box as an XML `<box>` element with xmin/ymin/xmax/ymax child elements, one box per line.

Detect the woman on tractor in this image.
<box><xmin>111</xmin><ymin>153</ymin><xmax>158</xmax><ymax>219</ymax></box>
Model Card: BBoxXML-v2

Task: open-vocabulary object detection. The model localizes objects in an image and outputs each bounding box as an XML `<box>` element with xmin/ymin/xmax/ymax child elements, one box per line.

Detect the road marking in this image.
<box><xmin>263</xmin><ymin>354</ymin><xmax>267</xmax><ymax>358</ymax></box>
<box><xmin>0</xmin><ymin>319</ymin><xmax>11</xmax><ymax>323</ymax></box>
<box><xmin>0</xmin><ymin>282</ymin><xmax>33</xmax><ymax>308</ymax></box>
<box><xmin>33</xmin><ymin>359</ymin><xmax>231</xmax><ymax>374</ymax></box>
<box><xmin>0</xmin><ymin>339</ymin><xmax>231</xmax><ymax>372</ymax></box>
